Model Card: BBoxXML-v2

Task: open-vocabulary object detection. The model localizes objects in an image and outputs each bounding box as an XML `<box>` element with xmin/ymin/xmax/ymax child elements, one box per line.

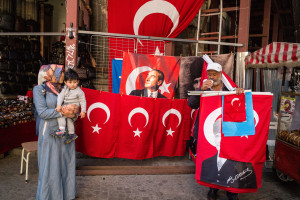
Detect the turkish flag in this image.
<box><xmin>219</xmin><ymin>93</ymin><xmax>273</xmax><ymax>163</ymax></box>
<box><xmin>76</xmin><ymin>89</ymin><xmax>120</xmax><ymax>158</ymax></box>
<box><xmin>223</xmin><ymin>94</ymin><xmax>246</xmax><ymax>122</ymax></box>
<box><xmin>108</xmin><ymin>0</ymin><xmax>205</xmax><ymax>38</ymax></box>
<box><xmin>115</xmin><ymin>94</ymin><xmax>155</xmax><ymax>159</ymax></box>
<box><xmin>195</xmin><ymin>95</ymin><xmax>259</xmax><ymax>193</ymax></box>
<box><xmin>153</xmin><ymin>98</ymin><xmax>191</xmax><ymax>157</ymax></box>
<box><xmin>119</xmin><ymin>52</ymin><xmax>180</xmax><ymax>99</ymax></box>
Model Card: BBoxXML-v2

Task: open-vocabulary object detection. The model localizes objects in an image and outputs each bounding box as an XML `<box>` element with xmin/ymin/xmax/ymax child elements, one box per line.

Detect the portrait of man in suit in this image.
<box><xmin>129</xmin><ymin>69</ymin><xmax>167</xmax><ymax>98</ymax></box>
<box><xmin>200</xmin><ymin>118</ymin><xmax>257</xmax><ymax>189</ymax></box>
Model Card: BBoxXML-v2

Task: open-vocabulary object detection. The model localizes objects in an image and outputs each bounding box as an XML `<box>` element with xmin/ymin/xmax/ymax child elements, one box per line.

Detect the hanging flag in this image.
<box><xmin>220</xmin><ymin>93</ymin><xmax>273</xmax><ymax>163</ymax></box>
<box><xmin>119</xmin><ymin>52</ymin><xmax>180</xmax><ymax>99</ymax></box>
<box><xmin>195</xmin><ymin>95</ymin><xmax>259</xmax><ymax>193</ymax></box>
<box><xmin>112</xmin><ymin>58</ymin><xmax>123</xmax><ymax>93</ymax></box>
<box><xmin>115</xmin><ymin>95</ymin><xmax>155</xmax><ymax>159</ymax></box>
<box><xmin>222</xmin><ymin>92</ymin><xmax>255</xmax><ymax>136</ymax></box>
<box><xmin>108</xmin><ymin>0</ymin><xmax>205</xmax><ymax>38</ymax></box>
<box><xmin>76</xmin><ymin>89</ymin><xmax>120</xmax><ymax>158</ymax></box>
<box><xmin>223</xmin><ymin>93</ymin><xmax>246</xmax><ymax>122</ymax></box>
<box><xmin>153</xmin><ymin>98</ymin><xmax>191</xmax><ymax>157</ymax></box>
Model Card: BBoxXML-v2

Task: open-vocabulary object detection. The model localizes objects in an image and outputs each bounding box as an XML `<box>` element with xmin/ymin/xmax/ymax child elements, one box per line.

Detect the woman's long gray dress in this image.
<box><xmin>33</xmin><ymin>85</ymin><xmax>76</xmax><ymax>200</ymax></box>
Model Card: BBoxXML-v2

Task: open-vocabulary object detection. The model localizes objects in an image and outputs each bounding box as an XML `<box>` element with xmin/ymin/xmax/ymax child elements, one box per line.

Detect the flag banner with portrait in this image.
<box><xmin>119</xmin><ymin>52</ymin><xmax>181</xmax><ymax>99</ymax></box>
<box><xmin>76</xmin><ymin>88</ymin><xmax>121</xmax><ymax>158</ymax></box>
<box><xmin>108</xmin><ymin>0</ymin><xmax>205</xmax><ymax>38</ymax></box>
<box><xmin>195</xmin><ymin>94</ymin><xmax>273</xmax><ymax>193</ymax></box>
<box><xmin>178</xmin><ymin>56</ymin><xmax>204</xmax><ymax>99</ymax></box>
<box><xmin>76</xmin><ymin>88</ymin><xmax>191</xmax><ymax>159</ymax></box>
<box><xmin>220</xmin><ymin>93</ymin><xmax>273</xmax><ymax>163</ymax></box>
<box><xmin>222</xmin><ymin>92</ymin><xmax>255</xmax><ymax>136</ymax></box>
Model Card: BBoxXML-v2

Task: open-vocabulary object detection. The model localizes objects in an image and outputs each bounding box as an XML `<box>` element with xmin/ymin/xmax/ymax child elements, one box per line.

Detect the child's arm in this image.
<box><xmin>56</xmin><ymin>86</ymin><xmax>66</xmax><ymax>110</ymax></box>
<box><xmin>78</xmin><ymin>89</ymin><xmax>87</xmax><ymax>114</ymax></box>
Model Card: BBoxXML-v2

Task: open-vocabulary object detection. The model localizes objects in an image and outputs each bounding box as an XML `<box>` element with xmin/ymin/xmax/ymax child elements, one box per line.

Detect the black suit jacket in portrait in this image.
<box><xmin>200</xmin><ymin>153</ymin><xmax>257</xmax><ymax>189</ymax></box>
<box><xmin>129</xmin><ymin>89</ymin><xmax>167</xmax><ymax>98</ymax></box>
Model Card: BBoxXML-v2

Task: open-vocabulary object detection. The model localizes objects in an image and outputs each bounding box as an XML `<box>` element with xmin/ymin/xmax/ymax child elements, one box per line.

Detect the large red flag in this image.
<box><xmin>115</xmin><ymin>95</ymin><xmax>155</xmax><ymax>159</ymax></box>
<box><xmin>196</xmin><ymin>95</ymin><xmax>259</xmax><ymax>193</ymax></box>
<box><xmin>153</xmin><ymin>98</ymin><xmax>191</xmax><ymax>157</ymax></box>
<box><xmin>108</xmin><ymin>0</ymin><xmax>205</xmax><ymax>38</ymax></box>
<box><xmin>220</xmin><ymin>93</ymin><xmax>273</xmax><ymax>163</ymax></box>
<box><xmin>119</xmin><ymin>52</ymin><xmax>180</xmax><ymax>99</ymax></box>
<box><xmin>76</xmin><ymin>89</ymin><xmax>120</xmax><ymax>158</ymax></box>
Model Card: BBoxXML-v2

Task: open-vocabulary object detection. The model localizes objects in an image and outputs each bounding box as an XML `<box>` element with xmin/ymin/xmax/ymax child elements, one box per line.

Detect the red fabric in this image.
<box><xmin>26</xmin><ymin>91</ymin><xmax>33</xmax><ymax>98</ymax></box>
<box><xmin>115</xmin><ymin>95</ymin><xmax>155</xmax><ymax>159</ymax></box>
<box><xmin>153</xmin><ymin>98</ymin><xmax>191</xmax><ymax>157</ymax></box>
<box><xmin>76</xmin><ymin>89</ymin><xmax>191</xmax><ymax>159</ymax></box>
<box><xmin>195</xmin><ymin>95</ymin><xmax>260</xmax><ymax>193</ymax></box>
<box><xmin>0</xmin><ymin>122</ymin><xmax>37</xmax><ymax>154</ymax></box>
<box><xmin>223</xmin><ymin>94</ymin><xmax>246</xmax><ymax>122</ymax></box>
<box><xmin>107</xmin><ymin>0</ymin><xmax>205</xmax><ymax>38</ymax></box>
<box><xmin>76</xmin><ymin>88</ymin><xmax>120</xmax><ymax>158</ymax></box>
<box><xmin>220</xmin><ymin>94</ymin><xmax>273</xmax><ymax>163</ymax></box>
<box><xmin>119</xmin><ymin>52</ymin><xmax>180</xmax><ymax>99</ymax></box>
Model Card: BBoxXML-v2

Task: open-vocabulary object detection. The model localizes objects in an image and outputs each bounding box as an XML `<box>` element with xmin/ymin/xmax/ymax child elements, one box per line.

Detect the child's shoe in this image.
<box><xmin>64</xmin><ymin>133</ymin><xmax>78</xmax><ymax>144</ymax></box>
<box><xmin>50</xmin><ymin>129</ymin><xmax>65</xmax><ymax>138</ymax></box>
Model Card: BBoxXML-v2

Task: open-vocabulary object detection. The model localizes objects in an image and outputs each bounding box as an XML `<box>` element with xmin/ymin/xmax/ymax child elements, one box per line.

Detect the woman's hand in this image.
<box><xmin>61</xmin><ymin>104</ymin><xmax>78</xmax><ymax>118</ymax></box>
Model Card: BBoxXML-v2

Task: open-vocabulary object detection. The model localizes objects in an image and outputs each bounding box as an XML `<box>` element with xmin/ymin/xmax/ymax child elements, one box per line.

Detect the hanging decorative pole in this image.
<box><xmin>65</xmin><ymin>0</ymin><xmax>79</xmax><ymax>70</ymax></box>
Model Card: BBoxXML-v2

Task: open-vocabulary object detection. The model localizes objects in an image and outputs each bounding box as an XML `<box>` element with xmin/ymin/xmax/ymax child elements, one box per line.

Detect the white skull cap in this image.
<box><xmin>207</xmin><ymin>62</ymin><xmax>222</xmax><ymax>72</ymax></box>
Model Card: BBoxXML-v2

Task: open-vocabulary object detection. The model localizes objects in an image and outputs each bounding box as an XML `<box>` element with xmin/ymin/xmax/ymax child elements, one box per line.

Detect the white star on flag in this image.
<box><xmin>154</xmin><ymin>46</ymin><xmax>163</xmax><ymax>56</ymax></box>
<box><xmin>240</xmin><ymin>135</ymin><xmax>249</xmax><ymax>139</ymax></box>
<box><xmin>159</xmin><ymin>81</ymin><xmax>171</xmax><ymax>95</ymax></box>
<box><xmin>92</xmin><ymin>124</ymin><xmax>101</xmax><ymax>134</ymax></box>
<box><xmin>166</xmin><ymin>128</ymin><xmax>175</xmax><ymax>136</ymax></box>
<box><xmin>133</xmin><ymin>128</ymin><xmax>142</xmax><ymax>137</ymax></box>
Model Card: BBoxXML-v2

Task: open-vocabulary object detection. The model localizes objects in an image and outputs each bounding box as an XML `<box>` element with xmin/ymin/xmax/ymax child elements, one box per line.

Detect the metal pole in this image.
<box><xmin>217</xmin><ymin>0</ymin><xmax>223</xmax><ymax>54</ymax></box>
<box><xmin>195</xmin><ymin>9</ymin><xmax>202</xmax><ymax>56</ymax></box>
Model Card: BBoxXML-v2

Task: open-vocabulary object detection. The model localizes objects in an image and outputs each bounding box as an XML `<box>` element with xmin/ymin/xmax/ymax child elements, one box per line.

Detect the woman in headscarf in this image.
<box><xmin>33</xmin><ymin>64</ymin><xmax>77</xmax><ymax>200</ymax></box>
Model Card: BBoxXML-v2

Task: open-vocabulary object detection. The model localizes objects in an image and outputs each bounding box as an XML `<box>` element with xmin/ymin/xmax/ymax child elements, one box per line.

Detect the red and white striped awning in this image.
<box><xmin>245</xmin><ymin>42</ymin><xmax>300</xmax><ymax>68</ymax></box>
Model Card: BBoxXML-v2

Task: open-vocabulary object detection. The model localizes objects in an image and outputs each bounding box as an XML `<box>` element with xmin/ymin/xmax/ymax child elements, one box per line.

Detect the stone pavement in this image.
<box><xmin>0</xmin><ymin>148</ymin><xmax>299</xmax><ymax>200</ymax></box>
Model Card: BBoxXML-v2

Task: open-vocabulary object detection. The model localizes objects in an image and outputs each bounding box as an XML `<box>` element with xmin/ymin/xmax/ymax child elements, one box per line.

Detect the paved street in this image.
<box><xmin>0</xmin><ymin>148</ymin><xmax>299</xmax><ymax>200</ymax></box>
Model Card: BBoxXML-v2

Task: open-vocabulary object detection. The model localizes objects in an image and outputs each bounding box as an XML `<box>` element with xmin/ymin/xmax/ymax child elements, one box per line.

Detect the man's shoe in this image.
<box><xmin>64</xmin><ymin>134</ymin><xmax>78</xmax><ymax>144</ymax></box>
<box><xmin>207</xmin><ymin>188</ymin><xmax>218</xmax><ymax>200</ymax></box>
<box><xmin>50</xmin><ymin>129</ymin><xmax>65</xmax><ymax>138</ymax></box>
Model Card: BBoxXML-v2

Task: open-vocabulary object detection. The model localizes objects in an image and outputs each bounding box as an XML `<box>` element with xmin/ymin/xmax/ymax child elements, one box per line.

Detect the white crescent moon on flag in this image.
<box><xmin>191</xmin><ymin>109</ymin><xmax>196</xmax><ymax>119</ymax></box>
<box><xmin>87</xmin><ymin>102</ymin><xmax>110</xmax><ymax>124</ymax></box>
<box><xmin>162</xmin><ymin>109</ymin><xmax>182</xmax><ymax>127</ymax></box>
<box><xmin>133</xmin><ymin>0</ymin><xmax>180</xmax><ymax>37</ymax></box>
<box><xmin>231</xmin><ymin>98</ymin><xmax>240</xmax><ymax>106</ymax></box>
<box><xmin>128</xmin><ymin>107</ymin><xmax>149</xmax><ymax>128</ymax></box>
<box><xmin>203</xmin><ymin>107</ymin><xmax>222</xmax><ymax>147</ymax></box>
<box><xmin>126</xmin><ymin>66</ymin><xmax>152</xmax><ymax>94</ymax></box>
<box><xmin>253</xmin><ymin>110</ymin><xmax>259</xmax><ymax>127</ymax></box>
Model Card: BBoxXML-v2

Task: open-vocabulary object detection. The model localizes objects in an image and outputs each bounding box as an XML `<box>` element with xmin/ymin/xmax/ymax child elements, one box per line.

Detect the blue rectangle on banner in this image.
<box><xmin>222</xmin><ymin>92</ymin><xmax>255</xmax><ymax>136</ymax></box>
<box><xmin>112</xmin><ymin>59</ymin><xmax>123</xmax><ymax>94</ymax></box>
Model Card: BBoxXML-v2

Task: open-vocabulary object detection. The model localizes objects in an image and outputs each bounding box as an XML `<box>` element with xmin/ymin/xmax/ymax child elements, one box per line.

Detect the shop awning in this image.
<box><xmin>245</xmin><ymin>42</ymin><xmax>300</xmax><ymax>68</ymax></box>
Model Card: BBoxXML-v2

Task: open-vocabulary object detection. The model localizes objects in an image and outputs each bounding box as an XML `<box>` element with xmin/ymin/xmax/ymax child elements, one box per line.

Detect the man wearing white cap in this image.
<box><xmin>188</xmin><ymin>61</ymin><xmax>244</xmax><ymax>200</ymax></box>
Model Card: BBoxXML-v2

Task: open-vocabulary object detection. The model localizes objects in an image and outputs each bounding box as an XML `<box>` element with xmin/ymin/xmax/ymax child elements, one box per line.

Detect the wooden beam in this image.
<box><xmin>237</xmin><ymin>0</ymin><xmax>251</xmax><ymax>52</ymax></box>
<box><xmin>262</xmin><ymin>0</ymin><xmax>272</xmax><ymax>47</ymax></box>
<box><xmin>272</xmin><ymin>13</ymin><xmax>279</xmax><ymax>42</ymax></box>
<box><xmin>65</xmin><ymin>0</ymin><xmax>79</xmax><ymax>69</ymax></box>
<box><xmin>198</xmin><ymin>35</ymin><xmax>238</xmax><ymax>40</ymax></box>
<box><xmin>201</xmin><ymin>7</ymin><xmax>239</xmax><ymax>13</ymax></box>
<box><xmin>76</xmin><ymin>166</ymin><xmax>195</xmax><ymax>175</ymax></box>
<box><xmin>249</xmin><ymin>34</ymin><xmax>268</xmax><ymax>38</ymax></box>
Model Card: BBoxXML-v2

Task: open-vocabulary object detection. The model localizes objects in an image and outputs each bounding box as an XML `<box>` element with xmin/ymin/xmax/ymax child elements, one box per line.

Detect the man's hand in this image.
<box><xmin>201</xmin><ymin>79</ymin><xmax>213</xmax><ymax>91</ymax></box>
<box><xmin>80</xmin><ymin>112</ymin><xmax>85</xmax><ymax>119</ymax></box>
<box><xmin>235</xmin><ymin>88</ymin><xmax>245</xmax><ymax>95</ymax></box>
<box><xmin>55</xmin><ymin>105</ymin><xmax>62</xmax><ymax>112</ymax></box>
<box><xmin>61</xmin><ymin>104</ymin><xmax>78</xmax><ymax>118</ymax></box>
